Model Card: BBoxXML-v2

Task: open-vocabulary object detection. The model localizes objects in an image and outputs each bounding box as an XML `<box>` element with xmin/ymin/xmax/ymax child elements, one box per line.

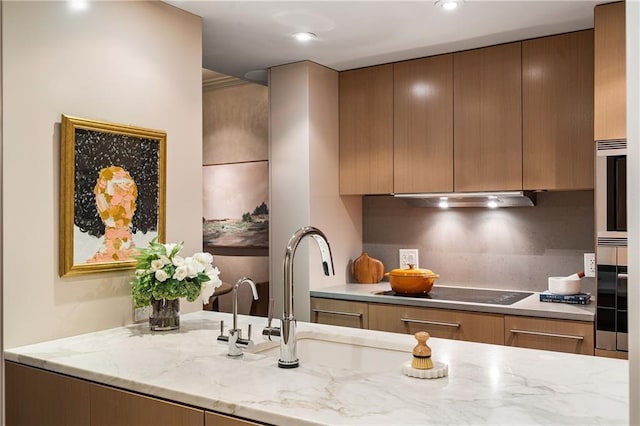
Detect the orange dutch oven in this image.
<box><xmin>385</xmin><ymin>264</ymin><xmax>439</xmax><ymax>294</ymax></box>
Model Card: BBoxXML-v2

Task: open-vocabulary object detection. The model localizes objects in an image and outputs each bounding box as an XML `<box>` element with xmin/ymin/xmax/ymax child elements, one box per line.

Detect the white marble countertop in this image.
<box><xmin>311</xmin><ymin>283</ymin><xmax>595</xmax><ymax>322</ymax></box>
<box><xmin>5</xmin><ymin>311</ymin><xmax>625</xmax><ymax>425</ymax></box>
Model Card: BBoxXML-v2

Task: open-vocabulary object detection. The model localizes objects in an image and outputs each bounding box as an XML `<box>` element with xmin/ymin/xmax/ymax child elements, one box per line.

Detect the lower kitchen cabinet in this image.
<box><xmin>205</xmin><ymin>412</ymin><xmax>263</xmax><ymax>426</ymax></box>
<box><xmin>5</xmin><ymin>361</ymin><xmax>264</xmax><ymax>426</ymax></box>
<box><xmin>310</xmin><ymin>298</ymin><xmax>595</xmax><ymax>355</ymax></box>
<box><xmin>505</xmin><ymin>315</ymin><xmax>594</xmax><ymax>355</ymax></box>
<box><xmin>310</xmin><ymin>297</ymin><xmax>369</xmax><ymax>329</ymax></box>
<box><xmin>6</xmin><ymin>361</ymin><xmax>91</xmax><ymax>426</ymax></box>
<box><xmin>91</xmin><ymin>382</ymin><xmax>203</xmax><ymax>426</ymax></box>
<box><xmin>368</xmin><ymin>303</ymin><xmax>505</xmax><ymax>345</ymax></box>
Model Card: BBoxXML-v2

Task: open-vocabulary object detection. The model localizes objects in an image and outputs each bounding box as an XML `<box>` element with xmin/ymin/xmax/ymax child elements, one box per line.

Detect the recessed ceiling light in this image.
<box><xmin>292</xmin><ymin>32</ymin><xmax>317</xmax><ymax>42</ymax></box>
<box><xmin>435</xmin><ymin>0</ymin><xmax>463</xmax><ymax>11</ymax></box>
<box><xmin>68</xmin><ymin>0</ymin><xmax>89</xmax><ymax>12</ymax></box>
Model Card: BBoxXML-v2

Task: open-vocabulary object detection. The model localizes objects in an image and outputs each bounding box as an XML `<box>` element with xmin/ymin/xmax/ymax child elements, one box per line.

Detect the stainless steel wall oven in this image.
<box><xmin>595</xmin><ymin>139</ymin><xmax>628</xmax><ymax>353</ymax></box>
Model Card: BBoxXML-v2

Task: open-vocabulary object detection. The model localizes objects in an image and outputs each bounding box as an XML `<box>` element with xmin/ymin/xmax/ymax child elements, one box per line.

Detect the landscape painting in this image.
<box><xmin>203</xmin><ymin>161</ymin><xmax>268</xmax><ymax>255</ymax></box>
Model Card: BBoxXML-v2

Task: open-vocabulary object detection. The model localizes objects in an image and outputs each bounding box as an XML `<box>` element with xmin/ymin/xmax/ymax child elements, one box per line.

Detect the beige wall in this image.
<box><xmin>2</xmin><ymin>1</ymin><xmax>202</xmax><ymax>348</ymax></box>
<box><xmin>269</xmin><ymin>61</ymin><xmax>362</xmax><ymax>321</ymax></box>
<box><xmin>203</xmin><ymin>83</ymin><xmax>268</xmax><ymax>165</ymax></box>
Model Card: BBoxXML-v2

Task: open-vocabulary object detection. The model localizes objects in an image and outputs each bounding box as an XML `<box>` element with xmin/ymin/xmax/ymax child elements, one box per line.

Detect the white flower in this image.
<box><xmin>172</xmin><ymin>255</ymin><xmax>185</xmax><ymax>267</ymax></box>
<box><xmin>184</xmin><ymin>257</ymin><xmax>205</xmax><ymax>277</ymax></box>
<box><xmin>206</xmin><ymin>266</ymin><xmax>222</xmax><ymax>285</ymax></box>
<box><xmin>164</xmin><ymin>243</ymin><xmax>178</xmax><ymax>255</ymax></box>
<box><xmin>150</xmin><ymin>259</ymin><xmax>164</xmax><ymax>271</ymax></box>
<box><xmin>173</xmin><ymin>265</ymin><xmax>188</xmax><ymax>281</ymax></box>
<box><xmin>155</xmin><ymin>269</ymin><xmax>169</xmax><ymax>282</ymax></box>
<box><xmin>200</xmin><ymin>276</ymin><xmax>222</xmax><ymax>303</ymax></box>
<box><xmin>135</xmin><ymin>269</ymin><xmax>146</xmax><ymax>277</ymax></box>
<box><xmin>159</xmin><ymin>255</ymin><xmax>170</xmax><ymax>266</ymax></box>
<box><xmin>193</xmin><ymin>252</ymin><xmax>213</xmax><ymax>267</ymax></box>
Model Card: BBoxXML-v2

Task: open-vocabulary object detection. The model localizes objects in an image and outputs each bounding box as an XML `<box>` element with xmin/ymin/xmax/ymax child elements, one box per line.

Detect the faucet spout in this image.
<box><xmin>279</xmin><ymin>226</ymin><xmax>334</xmax><ymax>368</ymax></box>
<box><xmin>232</xmin><ymin>277</ymin><xmax>258</xmax><ymax>331</ymax></box>
<box><xmin>218</xmin><ymin>277</ymin><xmax>258</xmax><ymax>358</ymax></box>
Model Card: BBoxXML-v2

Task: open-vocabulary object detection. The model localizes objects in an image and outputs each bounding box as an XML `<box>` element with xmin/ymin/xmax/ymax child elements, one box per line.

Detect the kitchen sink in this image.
<box><xmin>250</xmin><ymin>335</ymin><xmax>410</xmax><ymax>373</ymax></box>
<box><xmin>375</xmin><ymin>286</ymin><xmax>533</xmax><ymax>305</ymax></box>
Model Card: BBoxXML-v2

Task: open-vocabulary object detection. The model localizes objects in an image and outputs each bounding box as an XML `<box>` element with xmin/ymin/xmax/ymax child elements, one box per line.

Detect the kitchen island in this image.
<box><xmin>5</xmin><ymin>311</ymin><xmax>626</xmax><ymax>425</ymax></box>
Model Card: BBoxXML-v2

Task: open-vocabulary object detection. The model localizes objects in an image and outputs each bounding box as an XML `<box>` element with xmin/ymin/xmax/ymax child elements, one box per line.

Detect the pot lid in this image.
<box><xmin>387</xmin><ymin>264</ymin><xmax>439</xmax><ymax>277</ymax></box>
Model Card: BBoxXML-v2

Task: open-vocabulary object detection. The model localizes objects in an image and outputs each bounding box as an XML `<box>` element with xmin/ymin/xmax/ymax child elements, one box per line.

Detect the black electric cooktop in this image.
<box><xmin>375</xmin><ymin>287</ymin><xmax>533</xmax><ymax>306</ymax></box>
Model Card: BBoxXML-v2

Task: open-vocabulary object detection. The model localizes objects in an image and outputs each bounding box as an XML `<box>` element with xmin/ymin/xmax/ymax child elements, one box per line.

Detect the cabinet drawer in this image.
<box><xmin>369</xmin><ymin>304</ymin><xmax>504</xmax><ymax>345</ymax></box>
<box><xmin>505</xmin><ymin>315</ymin><xmax>594</xmax><ymax>355</ymax></box>
<box><xmin>310</xmin><ymin>297</ymin><xmax>369</xmax><ymax>329</ymax></box>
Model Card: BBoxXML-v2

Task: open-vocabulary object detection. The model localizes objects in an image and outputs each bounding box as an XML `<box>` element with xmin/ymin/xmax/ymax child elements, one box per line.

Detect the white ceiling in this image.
<box><xmin>168</xmin><ymin>1</ymin><xmax>605</xmax><ymax>85</ymax></box>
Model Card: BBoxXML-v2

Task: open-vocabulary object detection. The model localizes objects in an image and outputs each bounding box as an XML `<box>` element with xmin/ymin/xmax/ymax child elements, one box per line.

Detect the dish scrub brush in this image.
<box><xmin>411</xmin><ymin>331</ymin><xmax>433</xmax><ymax>370</ymax></box>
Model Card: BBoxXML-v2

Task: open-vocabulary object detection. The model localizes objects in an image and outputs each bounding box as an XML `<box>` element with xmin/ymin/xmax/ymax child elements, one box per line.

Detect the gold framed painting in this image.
<box><xmin>60</xmin><ymin>115</ymin><xmax>166</xmax><ymax>277</ymax></box>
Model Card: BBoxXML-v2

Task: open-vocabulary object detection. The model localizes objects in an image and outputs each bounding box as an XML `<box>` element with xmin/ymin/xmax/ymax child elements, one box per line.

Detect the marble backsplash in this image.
<box><xmin>363</xmin><ymin>190</ymin><xmax>595</xmax><ymax>293</ymax></box>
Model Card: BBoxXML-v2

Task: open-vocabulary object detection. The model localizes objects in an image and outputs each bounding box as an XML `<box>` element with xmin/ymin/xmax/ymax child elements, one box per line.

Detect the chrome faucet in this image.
<box><xmin>217</xmin><ymin>277</ymin><xmax>258</xmax><ymax>357</ymax></box>
<box><xmin>263</xmin><ymin>226</ymin><xmax>334</xmax><ymax>368</ymax></box>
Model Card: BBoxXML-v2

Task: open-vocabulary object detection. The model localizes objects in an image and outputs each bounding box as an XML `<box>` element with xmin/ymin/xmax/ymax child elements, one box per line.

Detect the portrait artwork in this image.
<box><xmin>60</xmin><ymin>115</ymin><xmax>166</xmax><ymax>276</ymax></box>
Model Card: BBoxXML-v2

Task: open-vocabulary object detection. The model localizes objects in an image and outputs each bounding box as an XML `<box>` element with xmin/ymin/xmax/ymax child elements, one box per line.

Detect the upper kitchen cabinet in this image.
<box><xmin>594</xmin><ymin>1</ymin><xmax>626</xmax><ymax>141</ymax></box>
<box><xmin>453</xmin><ymin>42</ymin><xmax>523</xmax><ymax>192</ymax></box>
<box><xmin>394</xmin><ymin>55</ymin><xmax>454</xmax><ymax>193</ymax></box>
<box><xmin>523</xmin><ymin>30</ymin><xmax>594</xmax><ymax>191</ymax></box>
<box><xmin>339</xmin><ymin>64</ymin><xmax>394</xmax><ymax>195</ymax></box>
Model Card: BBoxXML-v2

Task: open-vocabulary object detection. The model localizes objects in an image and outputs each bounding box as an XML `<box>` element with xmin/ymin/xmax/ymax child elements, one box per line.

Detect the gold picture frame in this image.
<box><xmin>60</xmin><ymin>115</ymin><xmax>166</xmax><ymax>277</ymax></box>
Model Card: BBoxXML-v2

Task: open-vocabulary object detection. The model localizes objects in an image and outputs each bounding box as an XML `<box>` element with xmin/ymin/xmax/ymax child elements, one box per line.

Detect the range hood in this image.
<box><xmin>394</xmin><ymin>191</ymin><xmax>537</xmax><ymax>208</ymax></box>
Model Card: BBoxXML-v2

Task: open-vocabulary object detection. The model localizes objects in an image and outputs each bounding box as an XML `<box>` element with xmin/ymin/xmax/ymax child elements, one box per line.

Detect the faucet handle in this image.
<box><xmin>219</xmin><ymin>320</ymin><xmax>225</xmax><ymax>337</ymax></box>
<box><xmin>247</xmin><ymin>324</ymin><xmax>252</xmax><ymax>340</ymax></box>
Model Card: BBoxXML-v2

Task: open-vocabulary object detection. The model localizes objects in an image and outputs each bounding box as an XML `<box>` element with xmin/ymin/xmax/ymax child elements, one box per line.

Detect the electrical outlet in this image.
<box><xmin>133</xmin><ymin>305</ymin><xmax>151</xmax><ymax>323</ymax></box>
<box><xmin>584</xmin><ymin>253</ymin><xmax>596</xmax><ymax>278</ymax></box>
<box><xmin>399</xmin><ymin>249</ymin><xmax>419</xmax><ymax>269</ymax></box>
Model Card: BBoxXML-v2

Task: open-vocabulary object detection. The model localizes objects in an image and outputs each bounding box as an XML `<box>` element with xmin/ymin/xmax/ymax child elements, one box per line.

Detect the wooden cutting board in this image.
<box><xmin>351</xmin><ymin>252</ymin><xmax>384</xmax><ymax>284</ymax></box>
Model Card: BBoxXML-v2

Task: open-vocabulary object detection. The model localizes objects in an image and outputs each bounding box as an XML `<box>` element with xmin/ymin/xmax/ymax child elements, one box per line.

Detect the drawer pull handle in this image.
<box><xmin>312</xmin><ymin>309</ymin><xmax>363</xmax><ymax>318</ymax></box>
<box><xmin>401</xmin><ymin>318</ymin><xmax>460</xmax><ymax>328</ymax></box>
<box><xmin>510</xmin><ymin>329</ymin><xmax>584</xmax><ymax>341</ymax></box>
<box><xmin>618</xmin><ymin>273</ymin><xmax>628</xmax><ymax>279</ymax></box>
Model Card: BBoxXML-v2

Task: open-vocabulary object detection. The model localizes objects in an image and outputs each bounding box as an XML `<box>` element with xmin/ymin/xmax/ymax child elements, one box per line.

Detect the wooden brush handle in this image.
<box><xmin>413</xmin><ymin>331</ymin><xmax>432</xmax><ymax>357</ymax></box>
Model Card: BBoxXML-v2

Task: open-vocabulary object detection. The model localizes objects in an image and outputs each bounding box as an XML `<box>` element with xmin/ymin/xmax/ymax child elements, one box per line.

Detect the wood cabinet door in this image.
<box><xmin>394</xmin><ymin>55</ymin><xmax>454</xmax><ymax>193</ymax></box>
<box><xmin>5</xmin><ymin>361</ymin><xmax>91</xmax><ymax>426</ymax></box>
<box><xmin>339</xmin><ymin>64</ymin><xmax>394</xmax><ymax>194</ymax></box>
<box><xmin>310</xmin><ymin>297</ymin><xmax>369</xmax><ymax>329</ymax></box>
<box><xmin>594</xmin><ymin>1</ymin><xmax>626</xmax><ymax>141</ymax></box>
<box><xmin>368</xmin><ymin>304</ymin><xmax>504</xmax><ymax>345</ymax></box>
<box><xmin>206</xmin><ymin>411</ymin><xmax>263</xmax><ymax>425</ymax></box>
<box><xmin>505</xmin><ymin>315</ymin><xmax>594</xmax><ymax>355</ymax></box>
<box><xmin>453</xmin><ymin>42</ymin><xmax>522</xmax><ymax>191</ymax></box>
<box><xmin>91</xmin><ymin>383</ymin><xmax>204</xmax><ymax>426</ymax></box>
<box><xmin>523</xmin><ymin>30</ymin><xmax>594</xmax><ymax>190</ymax></box>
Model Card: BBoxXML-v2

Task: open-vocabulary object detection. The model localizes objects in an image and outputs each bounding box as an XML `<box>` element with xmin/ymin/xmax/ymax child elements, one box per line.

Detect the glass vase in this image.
<box><xmin>149</xmin><ymin>298</ymin><xmax>180</xmax><ymax>331</ymax></box>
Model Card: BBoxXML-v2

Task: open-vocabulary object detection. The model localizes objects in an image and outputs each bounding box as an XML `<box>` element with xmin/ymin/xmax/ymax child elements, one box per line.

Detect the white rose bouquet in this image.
<box><xmin>131</xmin><ymin>237</ymin><xmax>222</xmax><ymax>307</ymax></box>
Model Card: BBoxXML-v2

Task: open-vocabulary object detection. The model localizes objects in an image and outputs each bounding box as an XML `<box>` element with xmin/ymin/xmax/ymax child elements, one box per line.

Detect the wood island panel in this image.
<box><xmin>206</xmin><ymin>411</ymin><xmax>263</xmax><ymax>425</ymax></box>
<box><xmin>91</xmin><ymin>383</ymin><xmax>204</xmax><ymax>426</ymax></box>
<box><xmin>6</xmin><ymin>361</ymin><xmax>91</xmax><ymax>426</ymax></box>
